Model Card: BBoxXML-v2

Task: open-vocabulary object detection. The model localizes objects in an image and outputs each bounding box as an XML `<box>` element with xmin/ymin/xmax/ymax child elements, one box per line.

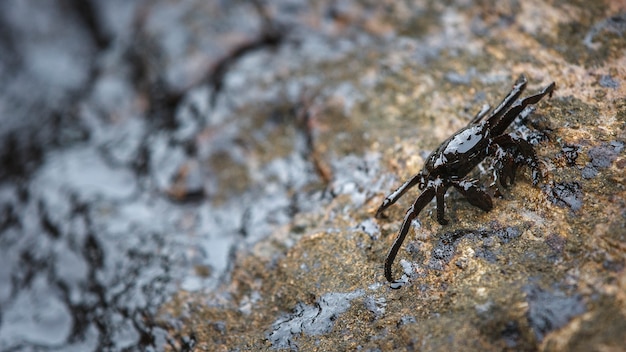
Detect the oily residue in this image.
<box><xmin>545</xmin><ymin>181</ymin><xmax>584</xmax><ymax>211</ymax></box>
<box><xmin>428</xmin><ymin>227</ymin><xmax>521</xmax><ymax>270</ymax></box>
<box><xmin>588</xmin><ymin>141</ymin><xmax>624</xmax><ymax>169</ymax></box>
<box><xmin>0</xmin><ymin>1</ymin><xmax>373</xmax><ymax>350</ymax></box>
<box><xmin>525</xmin><ymin>285</ymin><xmax>586</xmax><ymax>341</ymax></box>
<box><xmin>267</xmin><ymin>290</ymin><xmax>365</xmax><ymax>350</ymax></box>
<box><xmin>556</xmin><ymin>144</ymin><xmax>580</xmax><ymax>166</ymax></box>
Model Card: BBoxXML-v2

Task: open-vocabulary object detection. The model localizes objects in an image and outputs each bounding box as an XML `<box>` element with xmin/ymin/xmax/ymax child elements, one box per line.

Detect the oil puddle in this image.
<box><xmin>267</xmin><ymin>290</ymin><xmax>365</xmax><ymax>350</ymax></box>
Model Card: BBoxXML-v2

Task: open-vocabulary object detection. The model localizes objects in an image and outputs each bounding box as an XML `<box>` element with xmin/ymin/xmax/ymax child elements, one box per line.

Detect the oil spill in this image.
<box><xmin>587</xmin><ymin>141</ymin><xmax>624</xmax><ymax>169</ymax></box>
<box><xmin>525</xmin><ymin>285</ymin><xmax>586</xmax><ymax>342</ymax></box>
<box><xmin>584</xmin><ymin>140</ymin><xmax>623</xmax><ymax>178</ymax></box>
<box><xmin>556</xmin><ymin>144</ymin><xmax>580</xmax><ymax>167</ymax></box>
<box><xmin>0</xmin><ymin>1</ymin><xmax>326</xmax><ymax>350</ymax></box>
<box><xmin>427</xmin><ymin>227</ymin><xmax>522</xmax><ymax>271</ymax></box>
<box><xmin>545</xmin><ymin>181</ymin><xmax>584</xmax><ymax>211</ymax></box>
<box><xmin>428</xmin><ymin>230</ymin><xmax>468</xmax><ymax>270</ymax></box>
<box><xmin>267</xmin><ymin>290</ymin><xmax>365</xmax><ymax>350</ymax></box>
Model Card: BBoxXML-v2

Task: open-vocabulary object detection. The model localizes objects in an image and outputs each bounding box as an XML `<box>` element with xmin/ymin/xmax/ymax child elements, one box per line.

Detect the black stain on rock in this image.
<box><xmin>427</xmin><ymin>227</ymin><xmax>522</xmax><ymax>270</ymax></box>
<box><xmin>545</xmin><ymin>181</ymin><xmax>583</xmax><ymax>211</ymax></box>
<box><xmin>428</xmin><ymin>230</ymin><xmax>467</xmax><ymax>270</ymax></box>
<box><xmin>581</xmin><ymin>165</ymin><xmax>598</xmax><ymax>179</ymax></box>
<box><xmin>525</xmin><ymin>285</ymin><xmax>586</xmax><ymax>341</ymax></box>
<box><xmin>267</xmin><ymin>290</ymin><xmax>365</xmax><ymax>350</ymax></box>
<box><xmin>556</xmin><ymin>144</ymin><xmax>579</xmax><ymax>166</ymax></box>
<box><xmin>588</xmin><ymin>141</ymin><xmax>624</xmax><ymax>169</ymax></box>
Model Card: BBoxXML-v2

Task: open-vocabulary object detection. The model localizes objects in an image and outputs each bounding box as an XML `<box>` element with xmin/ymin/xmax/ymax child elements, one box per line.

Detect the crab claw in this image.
<box><xmin>454</xmin><ymin>180</ymin><xmax>493</xmax><ymax>211</ymax></box>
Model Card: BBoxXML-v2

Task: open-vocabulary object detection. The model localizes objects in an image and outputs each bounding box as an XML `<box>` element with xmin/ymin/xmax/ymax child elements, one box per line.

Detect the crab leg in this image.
<box><xmin>376</xmin><ymin>172</ymin><xmax>423</xmax><ymax>218</ymax></box>
<box><xmin>452</xmin><ymin>179</ymin><xmax>493</xmax><ymax>211</ymax></box>
<box><xmin>490</xmin><ymin>81</ymin><xmax>555</xmax><ymax>136</ymax></box>
<box><xmin>492</xmin><ymin>134</ymin><xmax>542</xmax><ymax>185</ymax></box>
<box><xmin>384</xmin><ymin>187</ymin><xmax>436</xmax><ymax>282</ymax></box>
<box><xmin>435</xmin><ymin>183</ymin><xmax>449</xmax><ymax>225</ymax></box>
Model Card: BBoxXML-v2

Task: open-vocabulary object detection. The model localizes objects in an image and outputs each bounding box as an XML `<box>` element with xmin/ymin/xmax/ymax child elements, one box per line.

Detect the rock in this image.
<box><xmin>161</xmin><ymin>3</ymin><xmax>626</xmax><ymax>350</ymax></box>
<box><xmin>2</xmin><ymin>0</ymin><xmax>625</xmax><ymax>351</ymax></box>
<box><xmin>160</xmin><ymin>1</ymin><xmax>626</xmax><ymax>351</ymax></box>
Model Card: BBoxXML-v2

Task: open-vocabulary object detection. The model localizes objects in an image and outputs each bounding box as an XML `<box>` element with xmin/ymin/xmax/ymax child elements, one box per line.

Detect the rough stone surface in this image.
<box><xmin>159</xmin><ymin>1</ymin><xmax>626</xmax><ymax>351</ymax></box>
<box><xmin>1</xmin><ymin>0</ymin><xmax>624</xmax><ymax>351</ymax></box>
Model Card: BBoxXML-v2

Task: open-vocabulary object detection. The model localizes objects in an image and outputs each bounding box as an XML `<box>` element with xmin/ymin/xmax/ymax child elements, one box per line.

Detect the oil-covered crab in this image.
<box><xmin>376</xmin><ymin>74</ymin><xmax>555</xmax><ymax>284</ymax></box>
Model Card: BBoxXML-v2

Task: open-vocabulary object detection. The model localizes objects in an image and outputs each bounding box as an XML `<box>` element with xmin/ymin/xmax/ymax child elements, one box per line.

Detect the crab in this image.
<box><xmin>376</xmin><ymin>74</ymin><xmax>555</xmax><ymax>284</ymax></box>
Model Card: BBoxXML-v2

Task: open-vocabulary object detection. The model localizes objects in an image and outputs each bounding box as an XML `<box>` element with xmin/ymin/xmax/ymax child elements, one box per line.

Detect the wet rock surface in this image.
<box><xmin>1</xmin><ymin>0</ymin><xmax>625</xmax><ymax>351</ymax></box>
